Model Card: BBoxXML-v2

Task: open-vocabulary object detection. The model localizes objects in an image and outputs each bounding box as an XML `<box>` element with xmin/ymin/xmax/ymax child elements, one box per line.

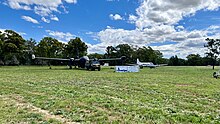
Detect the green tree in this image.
<box><xmin>0</xmin><ymin>31</ymin><xmax>4</xmax><ymax>65</ymax></box>
<box><xmin>105</xmin><ymin>46</ymin><xmax>117</xmax><ymax>58</ymax></box>
<box><xmin>1</xmin><ymin>30</ymin><xmax>26</xmax><ymax>65</ymax></box>
<box><xmin>26</xmin><ymin>38</ymin><xmax>37</xmax><ymax>53</ymax></box>
<box><xmin>104</xmin><ymin>46</ymin><xmax>119</xmax><ymax>65</ymax></box>
<box><xmin>104</xmin><ymin>45</ymin><xmax>165</xmax><ymax>65</ymax></box>
<box><xmin>204</xmin><ymin>38</ymin><xmax>220</xmax><ymax>69</ymax></box>
<box><xmin>22</xmin><ymin>38</ymin><xmax>37</xmax><ymax>65</ymax></box>
<box><xmin>186</xmin><ymin>54</ymin><xmax>202</xmax><ymax>66</ymax></box>
<box><xmin>169</xmin><ymin>55</ymin><xmax>184</xmax><ymax>66</ymax></box>
<box><xmin>35</xmin><ymin>37</ymin><xmax>64</xmax><ymax>58</ymax></box>
<box><xmin>0</xmin><ymin>31</ymin><xmax>4</xmax><ymax>56</ymax></box>
<box><xmin>4</xmin><ymin>30</ymin><xmax>26</xmax><ymax>52</ymax></box>
<box><xmin>65</xmin><ymin>37</ymin><xmax>88</xmax><ymax>58</ymax></box>
<box><xmin>88</xmin><ymin>53</ymin><xmax>104</xmax><ymax>59</ymax></box>
<box><xmin>115</xmin><ymin>44</ymin><xmax>134</xmax><ymax>63</ymax></box>
<box><xmin>178</xmin><ymin>58</ymin><xmax>187</xmax><ymax>66</ymax></box>
<box><xmin>135</xmin><ymin>46</ymin><xmax>163</xmax><ymax>64</ymax></box>
<box><xmin>201</xmin><ymin>56</ymin><xmax>213</xmax><ymax>66</ymax></box>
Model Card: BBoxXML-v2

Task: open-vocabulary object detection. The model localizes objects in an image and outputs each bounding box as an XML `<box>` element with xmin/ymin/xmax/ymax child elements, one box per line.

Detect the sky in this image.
<box><xmin>1</xmin><ymin>0</ymin><xmax>220</xmax><ymax>58</ymax></box>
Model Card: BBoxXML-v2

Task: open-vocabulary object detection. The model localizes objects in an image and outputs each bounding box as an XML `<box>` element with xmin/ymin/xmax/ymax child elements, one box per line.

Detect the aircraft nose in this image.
<box><xmin>32</xmin><ymin>54</ymin><xmax>35</xmax><ymax>59</ymax></box>
<box><xmin>121</xmin><ymin>56</ymin><xmax>126</xmax><ymax>60</ymax></box>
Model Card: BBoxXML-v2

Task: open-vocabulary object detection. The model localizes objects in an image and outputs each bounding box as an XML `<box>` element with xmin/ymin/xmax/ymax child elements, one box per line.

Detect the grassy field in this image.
<box><xmin>0</xmin><ymin>66</ymin><xmax>219</xmax><ymax>123</ymax></box>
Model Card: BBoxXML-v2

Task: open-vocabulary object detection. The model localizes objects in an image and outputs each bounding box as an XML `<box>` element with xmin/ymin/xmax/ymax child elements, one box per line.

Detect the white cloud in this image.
<box><xmin>21</xmin><ymin>16</ymin><xmax>39</xmax><ymax>24</ymax></box>
<box><xmin>134</xmin><ymin>0</ymin><xmax>220</xmax><ymax>29</ymax></box>
<box><xmin>7</xmin><ymin>0</ymin><xmax>31</xmax><ymax>10</ymax></box>
<box><xmin>109</xmin><ymin>14</ymin><xmax>123</xmax><ymax>20</ymax></box>
<box><xmin>5</xmin><ymin>0</ymin><xmax>77</xmax><ymax>21</ymax></box>
<box><xmin>87</xmin><ymin>0</ymin><xmax>220</xmax><ymax>58</ymax></box>
<box><xmin>128</xmin><ymin>14</ymin><xmax>137</xmax><ymax>23</ymax></box>
<box><xmin>33</xmin><ymin>6</ymin><xmax>56</xmax><ymax>16</ymax></box>
<box><xmin>208</xmin><ymin>25</ymin><xmax>220</xmax><ymax>30</ymax></box>
<box><xmin>46</xmin><ymin>30</ymin><xmax>75</xmax><ymax>43</ymax></box>
<box><xmin>0</xmin><ymin>28</ymin><xmax>27</xmax><ymax>36</ymax></box>
<box><xmin>37</xmin><ymin>26</ymin><xmax>43</xmax><ymax>28</ymax></box>
<box><xmin>151</xmin><ymin>37</ymin><xmax>207</xmax><ymax>58</ymax></box>
<box><xmin>7</xmin><ymin>0</ymin><xmax>62</xmax><ymax>10</ymax></box>
<box><xmin>65</xmin><ymin>0</ymin><xmax>77</xmax><ymax>4</ymax></box>
<box><xmin>176</xmin><ymin>26</ymin><xmax>185</xmax><ymax>31</ymax></box>
<box><xmin>89</xmin><ymin>25</ymin><xmax>215</xmax><ymax>58</ymax></box>
<box><xmin>51</xmin><ymin>15</ymin><xmax>59</xmax><ymax>21</ymax></box>
<box><xmin>0</xmin><ymin>29</ymin><xmax>5</xmax><ymax>32</ymax></box>
<box><xmin>18</xmin><ymin>32</ymin><xmax>27</xmax><ymax>36</ymax></box>
<box><xmin>41</xmin><ymin>17</ymin><xmax>50</xmax><ymax>23</ymax></box>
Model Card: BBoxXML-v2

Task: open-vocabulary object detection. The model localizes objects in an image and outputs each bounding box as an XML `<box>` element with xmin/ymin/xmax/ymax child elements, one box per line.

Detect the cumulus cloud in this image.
<box><xmin>134</xmin><ymin>0</ymin><xmax>220</xmax><ymax>29</ymax></box>
<box><xmin>128</xmin><ymin>14</ymin><xmax>137</xmax><ymax>23</ymax></box>
<box><xmin>87</xmin><ymin>0</ymin><xmax>220</xmax><ymax>58</ymax></box>
<box><xmin>41</xmin><ymin>17</ymin><xmax>50</xmax><ymax>23</ymax></box>
<box><xmin>90</xmin><ymin>25</ymin><xmax>215</xmax><ymax>58</ymax></box>
<box><xmin>151</xmin><ymin>38</ymin><xmax>207</xmax><ymax>58</ymax></box>
<box><xmin>64</xmin><ymin>0</ymin><xmax>77</xmax><ymax>4</ymax></box>
<box><xmin>51</xmin><ymin>15</ymin><xmax>59</xmax><ymax>21</ymax></box>
<box><xmin>21</xmin><ymin>16</ymin><xmax>39</xmax><ymax>24</ymax></box>
<box><xmin>109</xmin><ymin>14</ymin><xmax>123</xmax><ymax>20</ymax></box>
<box><xmin>45</xmin><ymin>30</ymin><xmax>75</xmax><ymax>43</ymax></box>
<box><xmin>5</xmin><ymin>0</ymin><xmax>77</xmax><ymax>22</ymax></box>
<box><xmin>0</xmin><ymin>29</ymin><xmax>6</xmax><ymax>32</ymax></box>
<box><xmin>33</xmin><ymin>5</ymin><xmax>57</xmax><ymax>16</ymax></box>
<box><xmin>0</xmin><ymin>28</ymin><xmax>27</xmax><ymax>36</ymax></box>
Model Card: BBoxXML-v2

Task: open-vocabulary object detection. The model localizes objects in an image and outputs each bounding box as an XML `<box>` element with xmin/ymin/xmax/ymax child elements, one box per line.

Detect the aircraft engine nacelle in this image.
<box><xmin>79</xmin><ymin>56</ymin><xmax>89</xmax><ymax>68</ymax></box>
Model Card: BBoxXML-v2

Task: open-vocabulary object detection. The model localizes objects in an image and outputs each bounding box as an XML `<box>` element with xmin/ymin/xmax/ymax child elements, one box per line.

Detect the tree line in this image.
<box><xmin>168</xmin><ymin>38</ymin><xmax>220</xmax><ymax>69</ymax></box>
<box><xmin>0</xmin><ymin>30</ymin><xmax>219</xmax><ymax>67</ymax></box>
<box><xmin>0</xmin><ymin>30</ymin><xmax>88</xmax><ymax>65</ymax></box>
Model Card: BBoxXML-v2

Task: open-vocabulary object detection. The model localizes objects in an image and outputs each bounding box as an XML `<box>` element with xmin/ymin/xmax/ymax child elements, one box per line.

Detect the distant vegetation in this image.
<box><xmin>0</xmin><ymin>29</ymin><xmax>219</xmax><ymax>67</ymax></box>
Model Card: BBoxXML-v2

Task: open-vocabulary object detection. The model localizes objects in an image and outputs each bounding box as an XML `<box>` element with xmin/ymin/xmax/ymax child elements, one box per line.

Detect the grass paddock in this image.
<box><xmin>0</xmin><ymin>66</ymin><xmax>219</xmax><ymax>123</ymax></box>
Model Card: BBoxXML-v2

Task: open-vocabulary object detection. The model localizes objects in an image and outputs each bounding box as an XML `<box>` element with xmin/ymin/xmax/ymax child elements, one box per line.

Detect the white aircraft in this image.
<box><xmin>136</xmin><ymin>58</ymin><xmax>159</xmax><ymax>68</ymax></box>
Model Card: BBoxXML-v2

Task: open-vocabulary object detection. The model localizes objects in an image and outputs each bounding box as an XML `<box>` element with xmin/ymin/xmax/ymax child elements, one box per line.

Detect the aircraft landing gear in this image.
<box><xmin>213</xmin><ymin>71</ymin><xmax>219</xmax><ymax>79</ymax></box>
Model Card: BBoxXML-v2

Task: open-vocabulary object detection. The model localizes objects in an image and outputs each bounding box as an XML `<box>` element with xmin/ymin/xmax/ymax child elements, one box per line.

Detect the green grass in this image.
<box><xmin>0</xmin><ymin>66</ymin><xmax>220</xmax><ymax>123</ymax></box>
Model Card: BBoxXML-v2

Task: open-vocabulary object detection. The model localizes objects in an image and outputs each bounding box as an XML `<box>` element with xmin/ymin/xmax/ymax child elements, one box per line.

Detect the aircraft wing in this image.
<box><xmin>99</xmin><ymin>58</ymin><xmax>121</xmax><ymax>61</ymax></box>
<box><xmin>32</xmin><ymin>54</ymin><xmax>70</xmax><ymax>61</ymax></box>
<box><xmin>34</xmin><ymin>57</ymin><xmax>70</xmax><ymax>61</ymax></box>
<box><xmin>159</xmin><ymin>64</ymin><xmax>168</xmax><ymax>66</ymax></box>
<box><xmin>146</xmin><ymin>65</ymin><xmax>158</xmax><ymax>68</ymax></box>
<box><xmin>99</xmin><ymin>56</ymin><xmax>126</xmax><ymax>61</ymax></box>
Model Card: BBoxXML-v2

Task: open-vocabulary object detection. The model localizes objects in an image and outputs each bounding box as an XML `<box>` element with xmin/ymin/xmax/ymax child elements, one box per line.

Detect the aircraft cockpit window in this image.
<box><xmin>92</xmin><ymin>61</ymin><xmax>100</xmax><ymax>64</ymax></box>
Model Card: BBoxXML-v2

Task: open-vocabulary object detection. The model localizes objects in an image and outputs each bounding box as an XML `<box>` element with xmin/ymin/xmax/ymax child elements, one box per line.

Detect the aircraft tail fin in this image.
<box><xmin>137</xmin><ymin>58</ymin><xmax>141</xmax><ymax>64</ymax></box>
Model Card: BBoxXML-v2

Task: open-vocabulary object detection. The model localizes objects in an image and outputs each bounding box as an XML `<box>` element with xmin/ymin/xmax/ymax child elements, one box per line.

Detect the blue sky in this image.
<box><xmin>1</xmin><ymin>0</ymin><xmax>220</xmax><ymax>58</ymax></box>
